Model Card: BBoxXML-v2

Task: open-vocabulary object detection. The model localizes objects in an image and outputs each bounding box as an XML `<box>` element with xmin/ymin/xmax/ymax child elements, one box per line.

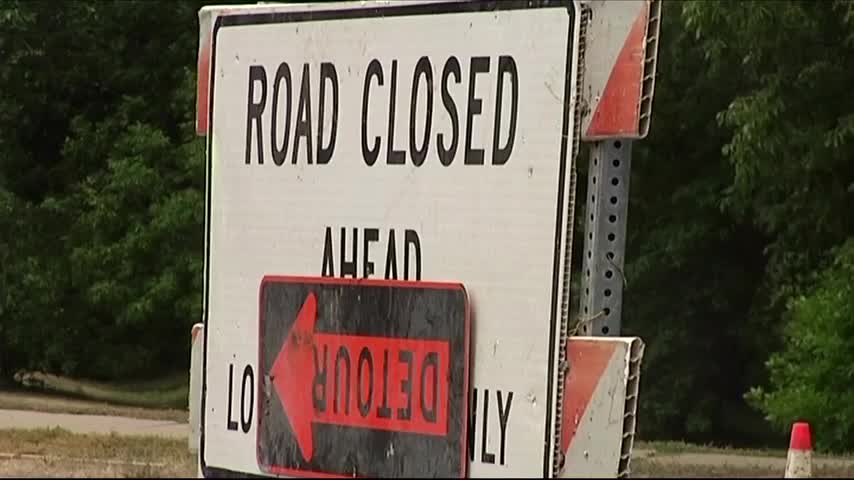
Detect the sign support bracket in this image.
<box><xmin>579</xmin><ymin>138</ymin><xmax>632</xmax><ymax>337</ymax></box>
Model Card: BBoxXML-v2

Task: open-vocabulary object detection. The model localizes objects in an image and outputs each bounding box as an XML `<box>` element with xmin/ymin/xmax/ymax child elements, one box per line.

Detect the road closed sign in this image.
<box><xmin>201</xmin><ymin>0</ymin><xmax>581</xmax><ymax>478</ymax></box>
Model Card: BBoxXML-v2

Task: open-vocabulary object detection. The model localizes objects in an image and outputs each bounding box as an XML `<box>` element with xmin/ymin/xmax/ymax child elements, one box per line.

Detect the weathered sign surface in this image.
<box><xmin>257</xmin><ymin>276</ymin><xmax>470</xmax><ymax>478</ymax></box>
<box><xmin>201</xmin><ymin>1</ymin><xmax>581</xmax><ymax>477</ymax></box>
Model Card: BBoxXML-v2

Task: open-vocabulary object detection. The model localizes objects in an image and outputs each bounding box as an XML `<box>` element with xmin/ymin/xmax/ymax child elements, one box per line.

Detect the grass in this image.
<box><xmin>635</xmin><ymin>440</ymin><xmax>789</xmax><ymax>458</ymax></box>
<box><xmin>631</xmin><ymin>441</ymin><xmax>854</xmax><ymax>478</ymax></box>
<box><xmin>0</xmin><ymin>390</ymin><xmax>188</xmax><ymax>423</ymax></box>
<box><xmin>636</xmin><ymin>439</ymin><xmax>854</xmax><ymax>461</ymax></box>
<box><xmin>631</xmin><ymin>457</ymin><xmax>854</xmax><ymax>478</ymax></box>
<box><xmin>0</xmin><ymin>427</ymin><xmax>196</xmax><ymax>478</ymax></box>
<box><xmin>15</xmin><ymin>370</ymin><xmax>190</xmax><ymax>410</ymax></box>
<box><xmin>2</xmin><ymin>427</ymin><xmax>854</xmax><ymax>478</ymax></box>
<box><xmin>2</xmin><ymin>370</ymin><xmax>190</xmax><ymax>423</ymax></box>
<box><xmin>6</xmin><ymin>370</ymin><xmax>854</xmax><ymax>479</ymax></box>
<box><xmin>631</xmin><ymin>458</ymin><xmax>776</xmax><ymax>478</ymax></box>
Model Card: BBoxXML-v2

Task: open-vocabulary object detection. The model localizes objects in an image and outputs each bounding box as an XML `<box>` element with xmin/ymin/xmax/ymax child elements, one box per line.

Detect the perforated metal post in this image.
<box><xmin>579</xmin><ymin>139</ymin><xmax>631</xmax><ymax>336</ymax></box>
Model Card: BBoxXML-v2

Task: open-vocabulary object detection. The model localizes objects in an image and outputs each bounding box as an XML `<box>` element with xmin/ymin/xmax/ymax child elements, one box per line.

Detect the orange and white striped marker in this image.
<box><xmin>785</xmin><ymin>422</ymin><xmax>813</xmax><ymax>478</ymax></box>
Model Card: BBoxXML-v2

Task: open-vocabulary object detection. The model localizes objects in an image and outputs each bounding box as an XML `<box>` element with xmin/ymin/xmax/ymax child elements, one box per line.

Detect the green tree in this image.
<box><xmin>680</xmin><ymin>0</ymin><xmax>854</xmax><ymax>450</ymax></box>
<box><xmin>0</xmin><ymin>187</ymin><xmax>32</xmax><ymax>378</ymax></box>
<box><xmin>620</xmin><ymin>0</ymin><xmax>776</xmax><ymax>446</ymax></box>
<box><xmin>0</xmin><ymin>0</ymin><xmax>212</xmax><ymax>379</ymax></box>
<box><xmin>747</xmin><ymin>240</ymin><xmax>854</xmax><ymax>452</ymax></box>
<box><xmin>684</xmin><ymin>0</ymin><xmax>854</xmax><ymax>316</ymax></box>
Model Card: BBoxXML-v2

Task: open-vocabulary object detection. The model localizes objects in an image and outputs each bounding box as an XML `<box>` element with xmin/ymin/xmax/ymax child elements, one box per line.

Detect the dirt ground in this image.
<box><xmin>0</xmin><ymin>428</ymin><xmax>196</xmax><ymax>478</ymax></box>
<box><xmin>4</xmin><ymin>452</ymin><xmax>852</xmax><ymax>478</ymax></box>
<box><xmin>2</xmin><ymin>395</ymin><xmax>854</xmax><ymax>478</ymax></box>
<box><xmin>630</xmin><ymin>449</ymin><xmax>854</xmax><ymax>478</ymax></box>
<box><xmin>3</xmin><ymin>442</ymin><xmax>854</xmax><ymax>478</ymax></box>
<box><xmin>0</xmin><ymin>454</ymin><xmax>195</xmax><ymax>478</ymax></box>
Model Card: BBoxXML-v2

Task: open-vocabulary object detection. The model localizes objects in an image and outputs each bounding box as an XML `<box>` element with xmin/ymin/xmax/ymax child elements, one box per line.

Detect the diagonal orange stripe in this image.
<box><xmin>560</xmin><ymin>340</ymin><xmax>617</xmax><ymax>454</ymax></box>
<box><xmin>196</xmin><ymin>40</ymin><xmax>211</xmax><ymax>136</ymax></box>
<box><xmin>585</xmin><ymin>6</ymin><xmax>648</xmax><ymax>138</ymax></box>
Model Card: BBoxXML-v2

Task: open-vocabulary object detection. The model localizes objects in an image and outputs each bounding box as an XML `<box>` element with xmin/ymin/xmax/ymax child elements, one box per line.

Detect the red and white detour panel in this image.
<box><xmin>257</xmin><ymin>276</ymin><xmax>470</xmax><ymax>478</ymax></box>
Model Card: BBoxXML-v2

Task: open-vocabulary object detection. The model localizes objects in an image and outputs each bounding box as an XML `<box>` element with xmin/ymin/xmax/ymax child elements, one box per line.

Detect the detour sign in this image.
<box><xmin>257</xmin><ymin>276</ymin><xmax>470</xmax><ymax>478</ymax></box>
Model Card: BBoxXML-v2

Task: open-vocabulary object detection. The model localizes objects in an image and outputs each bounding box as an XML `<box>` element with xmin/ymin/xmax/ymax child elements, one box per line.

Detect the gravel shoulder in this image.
<box><xmin>631</xmin><ymin>447</ymin><xmax>854</xmax><ymax>478</ymax></box>
<box><xmin>0</xmin><ymin>428</ymin><xmax>195</xmax><ymax>478</ymax></box>
<box><xmin>0</xmin><ymin>409</ymin><xmax>187</xmax><ymax>439</ymax></box>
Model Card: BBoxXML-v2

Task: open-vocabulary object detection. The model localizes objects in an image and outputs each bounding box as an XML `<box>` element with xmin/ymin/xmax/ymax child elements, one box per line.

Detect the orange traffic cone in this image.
<box><xmin>784</xmin><ymin>422</ymin><xmax>813</xmax><ymax>478</ymax></box>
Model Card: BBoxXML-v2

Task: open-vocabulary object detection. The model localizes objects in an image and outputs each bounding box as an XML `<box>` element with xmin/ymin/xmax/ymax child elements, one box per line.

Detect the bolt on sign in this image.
<box><xmin>200</xmin><ymin>0</ymin><xmax>582</xmax><ymax>477</ymax></box>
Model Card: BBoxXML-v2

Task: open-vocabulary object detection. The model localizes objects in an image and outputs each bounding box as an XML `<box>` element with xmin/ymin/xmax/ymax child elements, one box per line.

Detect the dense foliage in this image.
<box><xmin>623</xmin><ymin>0</ymin><xmax>854</xmax><ymax>449</ymax></box>
<box><xmin>0</xmin><ymin>0</ymin><xmax>852</xmax><ymax>451</ymax></box>
<box><xmin>0</xmin><ymin>0</ymin><xmax>210</xmax><ymax>379</ymax></box>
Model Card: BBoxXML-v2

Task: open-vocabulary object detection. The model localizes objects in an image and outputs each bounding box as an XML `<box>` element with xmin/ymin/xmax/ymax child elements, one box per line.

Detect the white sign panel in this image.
<box><xmin>202</xmin><ymin>0</ymin><xmax>580</xmax><ymax>477</ymax></box>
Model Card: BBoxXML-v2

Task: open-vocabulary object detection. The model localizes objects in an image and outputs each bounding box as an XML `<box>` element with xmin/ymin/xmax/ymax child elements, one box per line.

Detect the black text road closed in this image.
<box><xmin>257</xmin><ymin>276</ymin><xmax>470</xmax><ymax>478</ymax></box>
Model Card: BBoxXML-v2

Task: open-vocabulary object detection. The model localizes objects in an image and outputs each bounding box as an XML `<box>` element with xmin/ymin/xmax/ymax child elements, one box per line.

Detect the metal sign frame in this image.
<box><xmin>577</xmin><ymin>0</ymin><xmax>662</xmax><ymax>337</ymax></box>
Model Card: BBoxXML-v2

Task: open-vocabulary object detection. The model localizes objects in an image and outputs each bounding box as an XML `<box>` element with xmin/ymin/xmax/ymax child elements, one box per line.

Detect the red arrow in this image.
<box><xmin>270</xmin><ymin>292</ymin><xmax>451</xmax><ymax>463</ymax></box>
<box><xmin>271</xmin><ymin>291</ymin><xmax>319</xmax><ymax>462</ymax></box>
